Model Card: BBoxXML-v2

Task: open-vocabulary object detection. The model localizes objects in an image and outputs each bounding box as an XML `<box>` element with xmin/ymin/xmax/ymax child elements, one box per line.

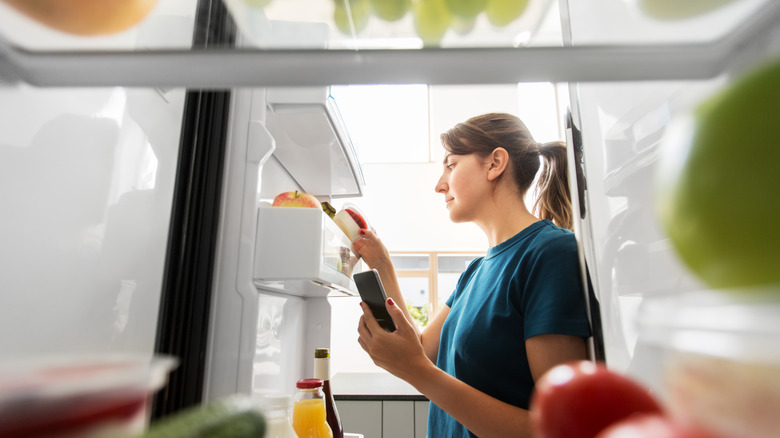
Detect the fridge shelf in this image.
<box><xmin>253</xmin><ymin>205</ymin><xmax>360</xmax><ymax>297</ymax></box>
<box><xmin>0</xmin><ymin>0</ymin><xmax>778</xmax><ymax>87</ymax></box>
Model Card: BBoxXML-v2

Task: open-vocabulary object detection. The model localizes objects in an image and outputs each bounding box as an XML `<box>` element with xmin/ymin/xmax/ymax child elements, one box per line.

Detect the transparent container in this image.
<box><xmin>293</xmin><ymin>378</ymin><xmax>333</xmax><ymax>438</ymax></box>
<box><xmin>0</xmin><ymin>354</ymin><xmax>177</xmax><ymax>437</ymax></box>
<box><xmin>637</xmin><ymin>287</ymin><xmax>780</xmax><ymax>438</ymax></box>
<box><xmin>261</xmin><ymin>393</ymin><xmax>299</xmax><ymax>438</ymax></box>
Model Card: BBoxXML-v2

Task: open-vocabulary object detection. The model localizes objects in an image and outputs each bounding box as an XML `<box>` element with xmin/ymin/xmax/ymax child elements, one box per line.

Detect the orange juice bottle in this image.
<box><xmin>293</xmin><ymin>378</ymin><xmax>333</xmax><ymax>438</ymax></box>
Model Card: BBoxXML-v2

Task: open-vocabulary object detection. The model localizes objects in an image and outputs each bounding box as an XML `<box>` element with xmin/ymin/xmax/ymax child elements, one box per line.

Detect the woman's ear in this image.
<box><xmin>486</xmin><ymin>147</ymin><xmax>509</xmax><ymax>181</ymax></box>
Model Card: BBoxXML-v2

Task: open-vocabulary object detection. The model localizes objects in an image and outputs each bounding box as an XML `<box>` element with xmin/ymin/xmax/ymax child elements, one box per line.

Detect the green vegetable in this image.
<box><xmin>141</xmin><ymin>395</ymin><xmax>265</xmax><ymax>438</ymax></box>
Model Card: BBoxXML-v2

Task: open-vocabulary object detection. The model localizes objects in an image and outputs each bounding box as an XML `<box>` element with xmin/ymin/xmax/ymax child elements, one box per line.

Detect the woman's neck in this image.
<box><xmin>476</xmin><ymin>192</ymin><xmax>539</xmax><ymax>248</ymax></box>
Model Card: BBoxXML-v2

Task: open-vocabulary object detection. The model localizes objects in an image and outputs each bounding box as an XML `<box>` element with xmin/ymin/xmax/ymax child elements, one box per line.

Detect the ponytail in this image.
<box><xmin>533</xmin><ymin>141</ymin><xmax>573</xmax><ymax>231</ymax></box>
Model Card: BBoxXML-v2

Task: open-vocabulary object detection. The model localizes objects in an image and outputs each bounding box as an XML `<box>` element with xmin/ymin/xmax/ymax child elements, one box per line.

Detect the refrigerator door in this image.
<box><xmin>562</xmin><ymin>0</ymin><xmax>780</xmax><ymax>390</ymax></box>
<box><xmin>0</xmin><ymin>84</ymin><xmax>186</xmax><ymax>356</ymax></box>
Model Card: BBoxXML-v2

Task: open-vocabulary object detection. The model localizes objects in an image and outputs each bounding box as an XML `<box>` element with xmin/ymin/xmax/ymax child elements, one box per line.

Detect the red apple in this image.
<box><xmin>530</xmin><ymin>361</ymin><xmax>663</xmax><ymax>438</ymax></box>
<box><xmin>271</xmin><ymin>191</ymin><xmax>320</xmax><ymax>208</ymax></box>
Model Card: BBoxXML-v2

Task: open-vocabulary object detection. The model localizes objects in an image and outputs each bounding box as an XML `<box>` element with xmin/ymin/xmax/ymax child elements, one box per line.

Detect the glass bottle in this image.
<box><xmin>293</xmin><ymin>378</ymin><xmax>333</xmax><ymax>438</ymax></box>
<box><xmin>261</xmin><ymin>394</ymin><xmax>298</xmax><ymax>438</ymax></box>
<box><xmin>313</xmin><ymin>348</ymin><xmax>344</xmax><ymax>438</ymax></box>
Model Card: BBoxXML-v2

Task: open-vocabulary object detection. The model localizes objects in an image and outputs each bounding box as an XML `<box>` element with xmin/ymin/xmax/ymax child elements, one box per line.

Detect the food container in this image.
<box><xmin>0</xmin><ymin>354</ymin><xmax>178</xmax><ymax>437</ymax></box>
<box><xmin>254</xmin><ymin>205</ymin><xmax>361</xmax><ymax>297</ymax></box>
<box><xmin>637</xmin><ymin>288</ymin><xmax>780</xmax><ymax>438</ymax></box>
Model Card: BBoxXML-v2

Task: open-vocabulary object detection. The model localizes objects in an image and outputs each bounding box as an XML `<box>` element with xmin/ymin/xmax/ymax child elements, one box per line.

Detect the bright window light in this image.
<box><xmin>330</xmin><ymin>84</ymin><xmax>430</xmax><ymax>163</ymax></box>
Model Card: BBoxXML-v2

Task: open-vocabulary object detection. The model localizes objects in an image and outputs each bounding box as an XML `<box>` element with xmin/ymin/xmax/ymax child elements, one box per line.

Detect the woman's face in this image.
<box><xmin>435</xmin><ymin>152</ymin><xmax>491</xmax><ymax>223</ymax></box>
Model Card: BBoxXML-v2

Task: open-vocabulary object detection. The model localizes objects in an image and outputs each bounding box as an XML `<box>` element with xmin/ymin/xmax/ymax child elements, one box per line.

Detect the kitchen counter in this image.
<box><xmin>332</xmin><ymin>372</ymin><xmax>427</xmax><ymax>401</ymax></box>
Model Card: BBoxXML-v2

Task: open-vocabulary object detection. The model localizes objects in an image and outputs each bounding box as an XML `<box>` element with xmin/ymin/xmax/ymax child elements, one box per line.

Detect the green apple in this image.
<box><xmin>333</xmin><ymin>0</ymin><xmax>372</xmax><ymax>35</ymax></box>
<box><xmin>657</xmin><ymin>56</ymin><xmax>780</xmax><ymax>290</ymax></box>
<box><xmin>370</xmin><ymin>0</ymin><xmax>411</xmax><ymax>22</ymax></box>
<box><xmin>485</xmin><ymin>0</ymin><xmax>528</xmax><ymax>27</ymax></box>
<box><xmin>413</xmin><ymin>0</ymin><xmax>452</xmax><ymax>46</ymax></box>
<box><xmin>444</xmin><ymin>0</ymin><xmax>487</xmax><ymax>19</ymax></box>
<box><xmin>639</xmin><ymin>0</ymin><xmax>738</xmax><ymax>20</ymax></box>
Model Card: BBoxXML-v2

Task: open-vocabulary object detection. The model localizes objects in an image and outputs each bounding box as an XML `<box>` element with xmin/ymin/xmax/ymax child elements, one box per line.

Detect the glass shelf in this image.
<box><xmin>0</xmin><ymin>0</ymin><xmax>777</xmax><ymax>87</ymax></box>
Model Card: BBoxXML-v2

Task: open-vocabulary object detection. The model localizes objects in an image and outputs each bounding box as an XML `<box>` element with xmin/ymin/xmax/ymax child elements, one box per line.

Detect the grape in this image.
<box><xmin>444</xmin><ymin>0</ymin><xmax>487</xmax><ymax>19</ymax></box>
<box><xmin>370</xmin><ymin>0</ymin><xmax>411</xmax><ymax>22</ymax></box>
<box><xmin>485</xmin><ymin>0</ymin><xmax>528</xmax><ymax>27</ymax></box>
<box><xmin>333</xmin><ymin>0</ymin><xmax>372</xmax><ymax>35</ymax></box>
<box><xmin>451</xmin><ymin>16</ymin><xmax>476</xmax><ymax>35</ymax></box>
<box><xmin>413</xmin><ymin>0</ymin><xmax>452</xmax><ymax>46</ymax></box>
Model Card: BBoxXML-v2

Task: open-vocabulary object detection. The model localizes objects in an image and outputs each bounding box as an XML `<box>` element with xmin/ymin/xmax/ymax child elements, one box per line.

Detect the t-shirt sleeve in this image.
<box><xmin>445</xmin><ymin>257</ymin><xmax>483</xmax><ymax>308</ymax></box>
<box><xmin>521</xmin><ymin>233</ymin><xmax>591</xmax><ymax>340</ymax></box>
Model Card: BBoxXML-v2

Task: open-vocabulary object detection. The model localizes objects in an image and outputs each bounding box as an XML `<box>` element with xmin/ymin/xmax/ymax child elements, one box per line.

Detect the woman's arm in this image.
<box><xmin>359</xmin><ymin>298</ymin><xmax>534</xmax><ymax>438</ymax></box>
<box><xmin>358</xmin><ymin>299</ymin><xmax>588</xmax><ymax>438</ymax></box>
<box><xmin>353</xmin><ymin>230</ymin><xmax>445</xmax><ymax>362</ymax></box>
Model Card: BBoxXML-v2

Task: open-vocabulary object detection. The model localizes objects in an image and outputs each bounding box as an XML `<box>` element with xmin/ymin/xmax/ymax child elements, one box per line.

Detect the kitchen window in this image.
<box><xmin>392</xmin><ymin>252</ymin><xmax>481</xmax><ymax>328</ymax></box>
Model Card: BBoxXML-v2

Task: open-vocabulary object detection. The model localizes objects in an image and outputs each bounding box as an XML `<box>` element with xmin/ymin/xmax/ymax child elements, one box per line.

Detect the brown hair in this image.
<box><xmin>440</xmin><ymin>113</ymin><xmax>573</xmax><ymax>230</ymax></box>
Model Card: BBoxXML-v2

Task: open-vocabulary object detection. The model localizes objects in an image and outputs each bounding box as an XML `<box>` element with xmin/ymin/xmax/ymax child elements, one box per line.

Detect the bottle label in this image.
<box><xmin>314</xmin><ymin>358</ymin><xmax>330</xmax><ymax>380</ymax></box>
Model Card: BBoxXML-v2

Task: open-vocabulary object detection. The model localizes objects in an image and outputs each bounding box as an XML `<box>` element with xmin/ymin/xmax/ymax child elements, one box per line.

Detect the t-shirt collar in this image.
<box><xmin>485</xmin><ymin>219</ymin><xmax>550</xmax><ymax>260</ymax></box>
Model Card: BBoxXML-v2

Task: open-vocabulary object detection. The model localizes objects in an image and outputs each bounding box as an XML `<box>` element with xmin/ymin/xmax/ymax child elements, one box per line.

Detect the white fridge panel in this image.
<box><xmin>0</xmin><ymin>85</ymin><xmax>185</xmax><ymax>357</ymax></box>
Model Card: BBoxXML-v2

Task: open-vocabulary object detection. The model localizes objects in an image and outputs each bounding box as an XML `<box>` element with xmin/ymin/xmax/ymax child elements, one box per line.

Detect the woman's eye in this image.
<box><xmin>446</xmin><ymin>163</ymin><xmax>454</xmax><ymax>170</ymax></box>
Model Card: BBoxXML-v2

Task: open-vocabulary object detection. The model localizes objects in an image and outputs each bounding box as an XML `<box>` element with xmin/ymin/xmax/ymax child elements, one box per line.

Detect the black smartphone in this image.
<box><xmin>353</xmin><ymin>269</ymin><xmax>397</xmax><ymax>332</ymax></box>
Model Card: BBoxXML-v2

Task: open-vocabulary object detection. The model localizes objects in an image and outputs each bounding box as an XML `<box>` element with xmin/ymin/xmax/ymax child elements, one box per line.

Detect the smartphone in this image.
<box><xmin>353</xmin><ymin>269</ymin><xmax>397</xmax><ymax>332</ymax></box>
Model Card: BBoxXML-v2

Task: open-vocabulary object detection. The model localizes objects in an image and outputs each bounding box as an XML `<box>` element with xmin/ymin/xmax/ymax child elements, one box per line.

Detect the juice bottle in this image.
<box><xmin>292</xmin><ymin>378</ymin><xmax>333</xmax><ymax>438</ymax></box>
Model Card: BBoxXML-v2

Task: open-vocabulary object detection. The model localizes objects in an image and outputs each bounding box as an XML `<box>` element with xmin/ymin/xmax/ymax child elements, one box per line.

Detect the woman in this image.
<box><xmin>354</xmin><ymin>113</ymin><xmax>591</xmax><ymax>438</ymax></box>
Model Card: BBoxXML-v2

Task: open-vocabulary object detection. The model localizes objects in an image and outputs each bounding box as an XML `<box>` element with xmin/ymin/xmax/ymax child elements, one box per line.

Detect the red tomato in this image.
<box><xmin>596</xmin><ymin>414</ymin><xmax>723</xmax><ymax>438</ymax></box>
<box><xmin>530</xmin><ymin>360</ymin><xmax>663</xmax><ymax>438</ymax></box>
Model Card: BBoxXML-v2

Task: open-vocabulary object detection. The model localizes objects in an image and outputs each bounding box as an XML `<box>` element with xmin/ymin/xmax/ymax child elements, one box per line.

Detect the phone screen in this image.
<box><xmin>353</xmin><ymin>270</ymin><xmax>396</xmax><ymax>332</ymax></box>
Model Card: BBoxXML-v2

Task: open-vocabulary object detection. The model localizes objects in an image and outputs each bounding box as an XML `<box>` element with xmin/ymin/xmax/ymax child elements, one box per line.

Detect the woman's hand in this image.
<box><xmin>357</xmin><ymin>297</ymin><xmax>432</xmax><ymax>382</ymax></box>
<box><xmin>352</xmin><ymin>229</ymin><xmax>392</xmax><ymax>273</ymax></box>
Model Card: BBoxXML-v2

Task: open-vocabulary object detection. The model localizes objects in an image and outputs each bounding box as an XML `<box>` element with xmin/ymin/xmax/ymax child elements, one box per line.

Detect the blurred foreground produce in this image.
<box><xmin>332</xmin><ymin>0</ymin><xmax>531</xmax><ymax>43</ymax></box>
<box><xmin>333</xmin><ymin>0</ymin><xmax>372</xmax><ymax>35</ymax></box>
<box><xmin>530</xmin><ymin>361</ymin><xmax>662</xmax><ymax>438</ymax></box>
<box><xmin>656</xmin><ymin>56</ymin><xmax>780</xmax><ymax>290</ymax></box>
<box><xmin>141</xmin><ymin>395</ymin><xmax>265</xmax><ymax>438</ymax></box>
<box><xmin>485</xmin><ymin>0</ymin><xmax>528</xmax><ymax>27</ymax></box>
<box><xmin>1</xmin><ymin>0</ymin><xmax>158</xmax><ymax>35</ymax></box>
<box><xmin>638</xmin><ymin>0</ymin><xmax>739</xmax><ymax>20</ymax></box>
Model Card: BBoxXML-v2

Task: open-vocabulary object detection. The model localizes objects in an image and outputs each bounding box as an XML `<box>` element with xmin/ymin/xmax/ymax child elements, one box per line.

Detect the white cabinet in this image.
<box><xmin>336</xmin><ymin>400</ymin><xmax>428</xmax><ymax>438</ymax></box>
<box><xmin>337</xmin><ymin>401</ymin><xmax>382</xmax><ymax>438</ymax></box>
<box><xmin>382</xmin><ymin>401</ymin><xmax>415</xmax><ymax>438</ymax></box>
<box><xmin>414</xmin><ymin>401</ymin><xmax>429</xmax><ymax>437</ymax></box>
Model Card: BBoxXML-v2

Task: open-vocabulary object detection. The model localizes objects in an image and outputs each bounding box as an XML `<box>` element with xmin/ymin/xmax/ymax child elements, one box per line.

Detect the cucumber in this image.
<box><xmin>141</xmin><ymin>395</ymin><xmax>265</xmax><ymax>438</ymax></box>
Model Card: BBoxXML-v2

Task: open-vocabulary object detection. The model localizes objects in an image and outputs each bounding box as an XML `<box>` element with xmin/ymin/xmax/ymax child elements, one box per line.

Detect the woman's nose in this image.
<box><xmin>435</xmin><ymin>175</ymin><xmax>447</xmax><ymax>193</ymax></box>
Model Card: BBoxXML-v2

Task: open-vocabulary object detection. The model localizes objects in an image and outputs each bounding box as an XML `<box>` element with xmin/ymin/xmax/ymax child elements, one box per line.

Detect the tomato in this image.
<box><xmin>530</xmin><ymin>361</ymin><xmax>663</xmax><ymax>438</ymax></box>
<box><xmin>1</xmin><ymin>0</ymin><xmax>158</xmax><ymax>36</ymax></box>
<box><xmin>596</xmin><ymin>414</ymin><xmax>723</xmax><ymax>438</ymax></box>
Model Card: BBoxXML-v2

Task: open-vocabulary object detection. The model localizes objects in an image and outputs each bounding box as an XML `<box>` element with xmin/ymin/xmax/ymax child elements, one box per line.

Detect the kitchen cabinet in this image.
<box><xmin>336</xmin><ymin>400</ymin><xmax>429</xmax><ymax>438</ymax></box>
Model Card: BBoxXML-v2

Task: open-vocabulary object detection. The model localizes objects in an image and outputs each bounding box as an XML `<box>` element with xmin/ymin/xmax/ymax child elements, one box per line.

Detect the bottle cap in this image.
<box><xmin>296</xmin><ymin>378</ymin><xmax>324</xmax><ymax>389</ymax></box>
<box><xmin>314</xmin><ymin>348</ymin><xmax>330</xmax><ymax>359</ymax></box>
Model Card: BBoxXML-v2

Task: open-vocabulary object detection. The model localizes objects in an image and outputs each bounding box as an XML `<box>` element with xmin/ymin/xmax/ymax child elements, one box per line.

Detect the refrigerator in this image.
<box><xmin>1</xmin><ymin>0</ymin><xmax>778</xmax><ymax>435</ymax></box>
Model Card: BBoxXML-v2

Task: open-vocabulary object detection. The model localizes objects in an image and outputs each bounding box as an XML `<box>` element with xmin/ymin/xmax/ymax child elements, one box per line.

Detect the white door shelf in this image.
<box><xmin>253</xmin><ymin>205</ymin><xmax>361</xmax><ymax>297</ymax></box>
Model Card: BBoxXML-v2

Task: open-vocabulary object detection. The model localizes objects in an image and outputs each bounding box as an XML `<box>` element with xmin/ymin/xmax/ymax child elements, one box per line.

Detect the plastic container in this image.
<box><xmin>254</xmin><ymin>205</ymin><xmax>361</xmax><ymax>296</ymax></box>
<box><xmin>637</xmin><ymin>288</ymin><xmax>780</xmax><ymax>438</ymax></box>
<box><xmin>0</xmin><ymin>354</ymin><xmax>177</xmax><ymax>437</ymax></box>
<box><xmin>260</xmin><ymin>393</ymin><xmax>298</xmax><ymax>438</ymax></box>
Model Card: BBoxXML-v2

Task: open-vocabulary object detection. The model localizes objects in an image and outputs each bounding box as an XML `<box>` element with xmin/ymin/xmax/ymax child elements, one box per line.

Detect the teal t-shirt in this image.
<box><xmin>427</xmin><ymin>219</ymin><xmax>591</xmax><ymax>437</ymax></box>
